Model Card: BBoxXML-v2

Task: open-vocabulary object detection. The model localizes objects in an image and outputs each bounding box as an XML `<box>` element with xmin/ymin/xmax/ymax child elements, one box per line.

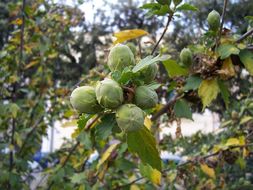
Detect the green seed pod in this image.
<box><xmin>95</xmin><ymin>78</ymin><xmax>123</xmax><ymax>109</ymax></box>
<box><xmin>108</xmin><ymin>44</ymin><xmax>135</xmax><ymax>72</ymax></box>
<box><xmin>207</xmin><ymin>10</ymin><xmax>220</xmax><ymax>31</ymax></box>
<box><xmin>180</xmin><ymin>48</ymin><xmax>192</xmax><ymax>67</ymax></box>
<box><xmin>126</xmin><ymin>42</ymin><xmax>137</xmax><ymax>56</ymax></box>
<box><xmin>135</xmin><ymin>86</ymin><xmax>158</xmax><ymax>109</ymax></box>
<box><xmin>138</xmin><ymin>63</ymin><xmax>158</xmax><ymax>84</ymax></box>
<box><xmin>70</xmin><ymin>86</ymin><xmax>103</xmax><ymax>114</ymax></box>
<box><xmin>116</xmin><ymin>104</ymin><xmax>144</xmax><ymax>132</ymax></box>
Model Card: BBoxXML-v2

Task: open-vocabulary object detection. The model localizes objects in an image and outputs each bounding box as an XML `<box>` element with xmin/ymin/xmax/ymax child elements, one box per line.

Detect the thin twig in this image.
<box><xmin>151</xmin><ymin>14</ymin><xmax>173</xmax><ymax>55</ymax></box>
<box><xmin>151</xmin><ymin>93</ymin><xmax>181</xmax><ymax>121</ymax></box>
<box><xmin>215</xmin><ymin>0</ymin><xmax>228</xmax><ymax>48</ymax></box>
<box><xmin>236</xmin><ymin>28</ymin><xmax>253</xmax><ymax>43</ymax></box>
<box><xmin>138</xmin><ymin>39</ymin><xmax>142</xmax><ymax>58</ymax></box>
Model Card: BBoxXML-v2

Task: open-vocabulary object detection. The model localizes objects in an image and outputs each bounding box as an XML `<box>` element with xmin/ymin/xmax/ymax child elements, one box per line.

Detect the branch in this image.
<box><xmin>215</xmin><ymin>0</ymin><xmax>228</xmax><ymax>48</ymax></box>
<box><xmin>151</xmin><ymin>93</ymin><xmax>181</xmax><ymax>121</ymax></box>
<box><xmin>117</xmin><ymin>143</ymin><xmax>253</xmax><ymax>188</ymax></box>
<box><xmin>236</xmin><ymin>28</ymin><xmax>253</xmax><ymax>43</ymax></box>
<box><xmin>151</xmin><ymin>14</ymin><xmax>173</xmax><ymax>55</ymax></box>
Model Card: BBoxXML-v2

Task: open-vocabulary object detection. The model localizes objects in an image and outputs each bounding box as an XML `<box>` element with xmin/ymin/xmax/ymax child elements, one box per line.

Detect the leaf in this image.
<box><xmin>156</xmin><ymin>0</ymin><xmax>171</xmax><ymax>5</ymax></box>
<box><xmin>144</xmin><ymin>117</ymin><xmax>153</xmax><ymax>130</ymax></box>
<box><xmin>96</xmin><ymin>142</ymin><xmax>120</xmax><ymax>170</ymax></box>
<box><xmin>200</xmin><ymin>164</ymin><xmax>216</xmax><ymax>179</ymax></box>
<box><xmin>113</xmin><ymin>29</ymin><xmax>148</xmax><ymax>44</ymax></box>
<box><xmin>225</xmin><ymin>138</ymin><xmax>240</xmax><ymax>146</ymax></box>
<box><xmin>239</xmin><ymin>49</ymin><xmax>253</xmax><ymax>75</ymax></box>
<box><xmin>133</xmin><ymin>54</ymin><xmax>170</xmax><ymax>73</ymax></box>
<box><xmin>174</xmin><ymin>99</ymin><xmax>193</xmax><ymax>120</ymax></box>
<box><xmin>240</xmin><ymin>116</ymin><xmax>253</xmax><ymax>125</ymax></box>
<box><xmin>11</xmin><ymin>18</ymin><xmax>23</xmax><ymax>25</ymax></box>
<box><xmin>162</xmin><ymin>59</ymin><xmax>188</xmax><ymax>77</ymax></box>
<box><xmin>139</xmin><ymin>163</ymin><xmax>161</xmax><ymax>185</ymax></box>
<box><xmin>9</xmin><ymin>103</ymin><xmax>20</xmax><ymax>118</ymax></box>
<box><xmin>173</xmin><ymin>0</ymin><xmax>182</xmax><ymax>6</ymax></box>
<box><xmin>77</xmin><ymin>114</ymin><xmax>93</xmax><ymax>130</ymax></box>
<box><xmin>183</xmin><ymin>75</ymin><xmax>202</xmax><ymax>91</ymax></box>
<box><xmin>218</xmin><ymin>80</ymin><xmax>230</xmax><ymax>109</ymax></box>
<box><xmin>71</xmin><ymin>172</ymin><xmax>86</xmax><ymax>184</ymax></box>
<box><xmin>217</xmin><ymin>44</ymin><xmax>240</xmax><ymax>59</ymax></box>
<box><xmin>236</xmin><ymin>157</ymin><xmax>246</xmax><ymax>169</ymax></box>
<box><xmin>217</xmin><ymin>58</ymin><xmax>235</xmax><ymax>79</ymax></box>
<box><xmin>127</xmin><ymin>127</ymin><xmax>161</xmax><ymax>171</ymax></box>
<box><xmin>25</xmin><ymin>60</ymin><xmax>40</xmax><ymax>69</ymax></box>
<box><xmin>95</xmin><ymin>114</ymin><xmax>117</xmax><ymax>140</ymax></box>
<box><xmin>62</xmin><ymin>120</ymin><xmax>77</xmax><ymax>128</ymax></box>
<box><xmin>176</xmin><ymin>3</ymin><xmax>198</xmax><ymax>12</ymax></box>
<box><xmin>198</xmin><ymin>79</ymin><xmax>219</xmax><ymax>110</ymax></box>
<box><xmin>78</xmin><ymin>132</ymin><xmax>92</xmax><ymax>149</ymax></box>
<box><xmin>146</xmin><ymin>83</ymin><xmax>161</xmax><ymax>90</ymax></box>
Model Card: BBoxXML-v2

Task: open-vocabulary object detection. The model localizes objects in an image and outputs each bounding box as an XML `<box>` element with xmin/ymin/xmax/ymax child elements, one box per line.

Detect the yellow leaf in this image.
<box><xmin>243</xmin><ymin>148</ymin><xmax>249</xmax><ymax>158</ymax></box>
<box><xmin>144</xmin><ymin>117</ymin><xmax>152</xmax><ymax>130</ymax></box>
<box><xmin>198</xmin><ymin>78</ymin><xmax>219</xmax><ymax>110</ymax></box>
<box><xmin>130</xmin><ymin>185</ymin><xmax>140</xmax><ymax>190</ymax></box>
<box><xmin>71</xmin><ymin>128</ymin><xmax>81</xmax><ymax>138</ymax></box>
<box><xmin>12</xmin><ymin>18</ymin><xmax>23</xmax><ymax>25</ymax></box>
<box><xmin>96</xmin><ymin>142</ymin><xmax>119</xmax><ymax>170</ymax></box>
<box><xmin>25</xmin><ymin>60</ymin><xmax>40</xmax><ymax>69</ymax></box>
<box><xmin>218</xmin><ymin>58</ymin><xmax>235</xmax><ymax>79</ymax></box>
<box><xmin>225</xmin><ymin>138</ymin><xmax>240</xmax><ymax>146</ymax></box>
<box><xmin>150</xmin><ymin>168</ymin><xmax>161</xmax><ymax>185</ymax></box>
<box><xmin>113</xmin><ymin>29</ymin><xmax>148</xmax><ymax>44</ymax></box>
<box><xmin>200</xmin><ymin>164</ymin><xmax>216</xmax><ymax>179</ymax></box>
<box><xmin>62</xmin><ymin>120</ymin><xmax>77</xmax><ymax>128</ymax></box>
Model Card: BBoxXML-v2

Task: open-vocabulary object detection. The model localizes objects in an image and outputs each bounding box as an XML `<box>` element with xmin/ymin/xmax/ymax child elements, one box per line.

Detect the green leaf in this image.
<box><xmin>9</xmin><ymin>103</ymin><xmax>20</xmax><ymax>118</ymax></box>
<box><xmin>173</xmin><ymin>0</ymin><xmax>182</xmax><ymax>6</ymax></box>
<box><xmin>127</xmin><ymin>127</ymin><xmax>161</xmax><ymax>171</ymax></box>
<box><xmin>176</xmin><ymin>3</ymin><xmax>198</xmax><ymax>12</ymax></box>
<box><xmin>77</xmin><ymin>114</ymin><xmax>93</xmax><ymax>130</ymax></box>
<box><xmin>133</xmin><ymin>54</ymin><xmax>170</xmax><ymax>73</ymax></box>
<box><xmin>218</xmin><ymin>80</ymin><xmax>230</xmax><ymax>109</ymax></box>
<box><xmin>162</xmin><ymin>59</ymin><xmax>188</xmax><ymax>77</ymax></box>
<box><xmin>183</xmin><ymin>75</ymin><xmax>202</xmax><ymax>91</ymax></box>
<box><xmin>217</xmin><ymin>44</ymin><xmax>240</xmax><ymax>59</ymax></box>
<box><xmin>239</xmin><ymin>49</ymin><xmax>253</xmax><ymax>75</ymax></box>
<box><xmin>156</xmin><ymin>0</ymin><xmax>171</xmax><ymax>5</ymax></box>
<box><xmin>70</xmin><ymin>172</ymin><xmax>87</xmax><ymax>184</ymax></box>
<box><xmin>95</xmin><ymin>114</ymin><xmax>117</xmax><ymax>140</ymax></box>
<box><xmin>174</xmin><ymin>99</ymin><xmax>193</xmax><ymax>120</ymax></box>
<box><xmin>78</xmin><ymin>132</ymin><xmax>92</xmax><ymax>149</ymax></box>
<box><xmin>139</xmin><ymin>163</ymin><xmax>161</xmax><ymax>185</ymax></box>
<box><xmin>115</xmin><ymin>158</ymin><xmax>136</xmax><ymax>171</ymax></box>
<box><xmin>198</xmin><ymin>78</ymin><xmax>220</xmax><ymax>110</ymax></box>
<box><xmin>146</xmin><ymin>83</ymin><xmax>161</xmax><ymax>90</ymax></box>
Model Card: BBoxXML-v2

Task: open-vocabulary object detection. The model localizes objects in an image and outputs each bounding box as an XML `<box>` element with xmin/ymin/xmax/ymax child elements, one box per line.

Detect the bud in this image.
<box><xmin>180</xmin><ymin>48</ymin><xmax>192</xmax><ymax>67</ymax></box>
<box><xmin>135</xmin><ymin>86</ymin><xmax>158</xmax><ymax>109</ymax></box>
<box><xmin>108</xmin><ymin>44</ymin><xmax>135</xmax><ymax>72</ymax></box>
<box><xmin>95</xmin><ymin>78</ymin><xmax>123</xmax><ymax>109</ymax></box>
<box><xmin>116</xmin><ymin>104</ymin><xmax>145</xmax><ymax>132</ymax></box>
<box><xmin>207</xmin><ymin>10</ymin><xmax>220</xmax><ymax>31</ymax></box>
<box><xmin>70</xmin><ymin>86</ymin><xmax>103</xmax><ymax>114</ymax></box>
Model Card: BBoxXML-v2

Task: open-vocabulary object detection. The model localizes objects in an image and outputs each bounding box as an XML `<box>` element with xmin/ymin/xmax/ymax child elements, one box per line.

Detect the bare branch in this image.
<box><xmin>236</xmin><ymin>28</ymin><xmax>253</xmax><ymax>43</ymax></box>
<box><xmin>215</xmin><ymin>0</ymin><xmax>228</xmax><ymax>48</ymax></box>
<box><xmin>151</xmin><ymin>14</ymin><xmax>173</xmax><ymax>55</ymax></box>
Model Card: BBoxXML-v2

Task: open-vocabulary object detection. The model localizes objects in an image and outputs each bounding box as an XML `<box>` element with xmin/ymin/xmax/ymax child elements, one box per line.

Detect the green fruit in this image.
<box><xmin>108</xmin><ymin>44</ymin><xmax>135</xmax><ymax>72</ymax></box>
<box><xmin>207</xmin><ymin>10</ymin><xmax>220</xmax><ymax>31</ymax></box>
<box><xmin>135</xmin><ymin>86</ymin><xmax>158</xmax><ymax>109</ymax></box>
<box><xmin>138</xmin><ymin>63</ymin><xmax>158</xmax><ymax>84</ymax></box>
<box><xmin>95</xmin><ymin>78</ymin><xmax>123</xmax><ymax>109</ymax></box>
<box><xmin>126</xmin><ymin>42</ymin><xmax>137</xmax><ymax>56</ymax></box>
<box><xmin>116</xmin><ymin>104</ymin><xmax>144</xmax><ymax>132</ymax></box>
<box><xmin>180</xmin><ymin>48</ymin><xmax>192</xmax><ymax>67</ymax></box>
<box><xmin>70</xmin><ymin>86</ymin><xmax>103</xmax><ymax>114</ymax></box>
